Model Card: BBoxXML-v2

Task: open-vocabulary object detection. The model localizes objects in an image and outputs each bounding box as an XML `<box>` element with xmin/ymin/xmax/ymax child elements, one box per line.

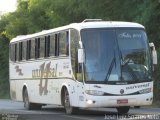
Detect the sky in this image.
<box><xmin>0</xmin><ymin>0</ymin><xmax>17</xmax><ymax>13</ymax></box>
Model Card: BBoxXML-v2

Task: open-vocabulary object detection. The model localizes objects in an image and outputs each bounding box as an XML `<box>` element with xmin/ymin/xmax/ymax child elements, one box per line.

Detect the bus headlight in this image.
<box><xmin>139</xmin><ymin>88</ymin><xmax>152</xmax><ymax>94</ymax></box>
<box><xmin>85</xmin><ymin>90</ymin><xmax>104</xmax><ymax>96</ymax></box>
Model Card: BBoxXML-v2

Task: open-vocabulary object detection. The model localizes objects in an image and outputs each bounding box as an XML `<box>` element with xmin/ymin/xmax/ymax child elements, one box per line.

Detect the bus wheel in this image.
<box><xmin>64</xmin><ymin>89</ymin><xmax>78</xmax><ymax>114</ymax></box>
<box><xmin>23</xmin><ymin>89</ymin><xmax>42</xmax><ymax>110</ymax></box>
<box><xmin>23</xmin><ymin>89</ymin><xmax>32</xmax><ymax>110</ymax></box>
<box><xmin>116</xmin><ymin>106</ymin><xmax>130</xmax><ymax>114</ymax></box>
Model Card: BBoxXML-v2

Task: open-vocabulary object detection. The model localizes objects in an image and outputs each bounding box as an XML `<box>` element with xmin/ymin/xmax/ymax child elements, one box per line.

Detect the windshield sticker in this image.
<box><xmin>118</xmin><ymin>32</ymin><xmax>142</xmax><ymax>39</ymax></box>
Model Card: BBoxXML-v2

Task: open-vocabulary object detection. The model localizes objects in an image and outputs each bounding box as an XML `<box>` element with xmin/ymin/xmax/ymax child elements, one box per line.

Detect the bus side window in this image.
<box><xmin>10</xmin><ymin>44</ymin><xmax>16</xmax><ymax>62</ymax></box>
<box><xmin>27</xmin><ymin>40</ymin><xmax>31</xmax><ymax>60</ymax></box>
<box><xmin>16</xmin><ymin>43</ymin><xmax>19</xmax><ymax>61</ymax></box>
<box><xmin>19</xmin><ymin>42</ymin><xmax>23</xmax><ymax>61</ymax></box>
<box><xmin>70</xmin><ymin>29</ymin><xmax>82</xmax><ymax>81</ymax></box>
<box><xmin>31</xmin><ymin>39</ymin><xmax>35</xmax><ymax>59</ymax></box>
<box><xmin>22</xmin><ymin>41</ymin><xmax>27</xmax><ymax>60</ymax></box>
<box><xmin>50</xmin><ymin>34</ymin><xmax>55</xmax><ymax>57</ymax></box>
<box><xmin>66</xmin><ymin>31</ymin><xmax>69</xmax><ymax>56</ymax></box>
<box><xmin>40</xmin><ymin>37</ymin><xmax>45</xmax><ymax>58</ymax></box>
<box><xmin>59</xmin><ymin>31</ymin><xmax>69</xmax><ymax>56</ymax></box>
<box><xmin>55</xmin><ymin>34</ymin><xmax>59</xmax><ymax>56</ymax></box>
<box><xmin>44</xmin><ymin>35</ymin><xmax>50</xmax><ymax>57</ymax></box>
<box><xmin>35</xmin><ymin>38</ymin><xmax>40</xmax><ymax>59</ymax></box>
<box><xmin>15</xmin><ymin>44</ymin><xmax>17</xmax><ymax>61</ymax></box>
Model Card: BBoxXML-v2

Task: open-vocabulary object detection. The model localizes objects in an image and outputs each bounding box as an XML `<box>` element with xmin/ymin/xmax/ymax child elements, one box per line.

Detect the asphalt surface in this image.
<box><xmin>0</xmin><ymin>99</ymin><xmax>160</xmax><ymax>120</ymax></box>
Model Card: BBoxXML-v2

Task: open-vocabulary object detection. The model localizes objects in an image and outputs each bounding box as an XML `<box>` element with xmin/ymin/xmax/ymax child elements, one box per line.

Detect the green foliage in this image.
<box><xmin>0</xmin><ymin>0</ymin><xmax>160</xmax><ymax>100</ymax></box>
<box><xmin>0</xmin><ymin>34</ymin><xmax>9</xmax><ymax>98</ymax></box>
<box><xmin>153</xmin><ymin>48</ymin><xmax>160</xmax><ymax>100</ymax></box>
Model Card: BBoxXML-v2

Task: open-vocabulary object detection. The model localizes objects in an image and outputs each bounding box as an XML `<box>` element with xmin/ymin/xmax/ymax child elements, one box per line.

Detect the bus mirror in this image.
<box><xmin>78</xmin><ymin>49</ymin><xmax>84</xmax><ymax>63</ymax></box>
<box><xmin>152</xmin><ymin>49</ymin><xmax>157</xmax><ymax>65</ymax></box>
<box><xmin>149</xmin><ymin>42</ymin><xmax>157</xmax><ymax>65</ymax></box>
<box><xmin>79</xmin><ymin>41</ymin><xmax>83</xmax><ymax>48</ymax></box>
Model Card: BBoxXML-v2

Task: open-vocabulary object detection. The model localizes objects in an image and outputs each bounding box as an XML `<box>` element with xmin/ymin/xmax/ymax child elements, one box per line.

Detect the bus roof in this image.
<box><xmin>10</xmin><ymin>21</ymin><xmax>144</xmax><ymax>43</ymax></box>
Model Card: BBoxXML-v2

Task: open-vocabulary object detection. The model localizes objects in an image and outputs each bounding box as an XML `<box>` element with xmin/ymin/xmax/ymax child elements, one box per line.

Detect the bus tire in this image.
<box><xmin>64</xmin><ymin>89</ymin><xmax>78</xmax><ymax>114</ymax></box>
<box><xmin>23</xmin><ymin>89</ymin><xmax>42</xmax><ymax>110</ymax></box>
<box><xmin>116</xmin><ymin>106</ymin><xmax>130</xmax><ymax>114</ymax></box>
<box><xmin>23</xmin><ymin>89</ymin><xmax>32</xmax><ymax>110</ymax></box>
<box><xmin>32</xmin><ymin>103</ymin><xmax>42</xmax><ymax>110</ymax></box>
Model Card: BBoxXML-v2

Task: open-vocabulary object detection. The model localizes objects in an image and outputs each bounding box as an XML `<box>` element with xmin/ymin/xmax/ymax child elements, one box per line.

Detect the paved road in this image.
<box><xmin>0</xmin><ymin>99</ymin><xmax>160</xmax><ymax>120</ymax></box>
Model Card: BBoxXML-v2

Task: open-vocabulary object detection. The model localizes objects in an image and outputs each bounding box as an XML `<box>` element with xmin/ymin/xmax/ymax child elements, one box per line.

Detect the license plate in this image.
<box><xmin>117</xmin><ymin>99</ymin><xmax>128</xmax><ymax>104</ymax></box>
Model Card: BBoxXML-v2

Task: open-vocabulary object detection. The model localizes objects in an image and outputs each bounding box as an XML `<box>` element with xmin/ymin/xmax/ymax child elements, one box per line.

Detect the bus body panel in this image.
<box><xmin>78</xmin><ymin>92</ymin><xmax>153</xmax><ymax>108</ymax></box>
<box><xmin>76</xmin><ymin>82</ymin><xmax>153</xmax><ymax>108</ymax></box>
<box><xmin>9</xmin><ymin>57</ymin><xmax>75</xmax><ymax>105</ymax></box>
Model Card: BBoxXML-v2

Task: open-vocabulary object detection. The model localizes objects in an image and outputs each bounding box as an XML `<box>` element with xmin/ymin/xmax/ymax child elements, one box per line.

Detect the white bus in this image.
<box><xmin>9</xmin><ymin>19</ymin><xmax>157</xmax><ymax>114</ymax></box>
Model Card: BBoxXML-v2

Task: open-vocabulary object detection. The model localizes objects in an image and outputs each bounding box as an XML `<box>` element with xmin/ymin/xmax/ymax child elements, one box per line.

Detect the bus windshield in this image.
<box><xmin>81</xmin><ymin>28</ymin><xmax>152</xmax><ymax>83</ymax></box>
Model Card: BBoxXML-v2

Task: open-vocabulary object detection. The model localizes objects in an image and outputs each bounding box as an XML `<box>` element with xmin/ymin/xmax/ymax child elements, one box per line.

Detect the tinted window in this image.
<box><xmin>22</xmin><ymin>41</ymin><xmax>27</xmax><ymax>60</ymax></box>
<box><xmin>16</xmin><ymin>43</ymin><xmax>19</xmax><ymax>61</ymax></box>
<box><xmin>81</xmin><ymin>29</ymin><xmax>118</xmax><ymax>82</ymax></box>
<box><xmin>59</xmin><ymin>31</ymin><xmax>69</xmax><ymax>56</ymax></box>
<box><xmin>19</xmin><ymin>42</ymin><xmax>23</xmax><ymax>61</ymax></box>
<box><xmin>35</xmin><ymin>38</ymin><xmax>40</xmax><ymax>59</ymax></box>
<box><xmin>31</xmin><ymin>39</ymin><xmax>35</xmax><ymax>59</ymax></box>
<box><xmin>70</xmin><ymin>29</ymin><xmax>81</xmax><ymax>81</ymax></box>
<box><xmin>40</xmin><ymin>37</ymin><xmax>45</xmax><ymax>58</ymax></box>
<box><xmin>10</xmin><ymin>44</ymin><xmax>16</xmax><ymax>62</ymax></box>
<box><xmin>50</xmin><ymin>34</ymin><xmax>55</xmax><ymax>57</ymax></box>
<box><xmin>45</xmin><ymin>36</ymin><xmax>50</xmax><ymax>57</ymax></box>
<box><xmin>55</xmin><ymin>34</ymin><xmax>59</xmax><ymax>56</ymax></box>
<box><xmin>27</xmin><ymin>40</ymin><xmax>31</xmax><ymax>60</ymax></box>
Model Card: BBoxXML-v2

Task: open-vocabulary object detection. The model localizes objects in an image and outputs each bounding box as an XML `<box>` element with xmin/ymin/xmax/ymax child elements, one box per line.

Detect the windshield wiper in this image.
<box><xmin>105</xmin><ymin>52</ymin><xmax>116</xmax><ymax>81</ymax></box>
<box><xmin>119</xmin><ymin>50</ymin><xmax>123</xmax><ymax>80</ymax></box>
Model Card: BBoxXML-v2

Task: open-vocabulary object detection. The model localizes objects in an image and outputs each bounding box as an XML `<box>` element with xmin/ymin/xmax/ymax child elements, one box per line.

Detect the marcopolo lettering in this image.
<box><xmin>126</xmin><ymin>83</ymin><xmax>150</xmax><ymax>90</ymax></box>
